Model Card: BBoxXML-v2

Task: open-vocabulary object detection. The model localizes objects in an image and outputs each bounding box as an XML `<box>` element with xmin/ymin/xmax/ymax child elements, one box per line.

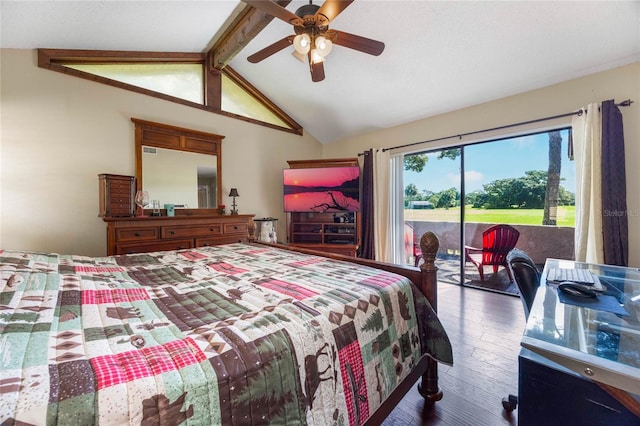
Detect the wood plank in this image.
<box><xmin>382</xmin><ymin>282</ymin><xmax>525</xmax><ymax>425</ymax></box>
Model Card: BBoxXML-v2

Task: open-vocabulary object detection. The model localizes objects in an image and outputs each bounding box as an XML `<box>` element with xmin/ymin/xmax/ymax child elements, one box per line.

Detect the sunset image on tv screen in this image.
<box><xmin>283</xmin><ymin>166</ymin><xmax>360</xmax><ymax>212</ymax></box>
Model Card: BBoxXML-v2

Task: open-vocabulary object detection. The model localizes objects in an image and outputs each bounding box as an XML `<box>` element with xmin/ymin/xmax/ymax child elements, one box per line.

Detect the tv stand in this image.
<box><xmin>288</xmin><ymin>212</ymin><xmax>359</xmax><ymax>257</ymax></box>
<box><xmin>286</xmin><ymin>158</ymin><xmax>361</xmax><ymax>257</ymax></box>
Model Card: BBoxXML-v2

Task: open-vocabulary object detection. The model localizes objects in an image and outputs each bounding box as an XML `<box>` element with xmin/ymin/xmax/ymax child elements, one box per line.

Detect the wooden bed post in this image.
<box><xmin>417</xmin><ymin>231</ymin><xmax>444</xmax><ymax>403</ymax></box>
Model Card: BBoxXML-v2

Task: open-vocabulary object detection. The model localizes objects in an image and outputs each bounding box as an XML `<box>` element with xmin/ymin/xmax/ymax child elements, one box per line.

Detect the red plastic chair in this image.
<box><xmin>404</xmin><ymin>223</ymin><xmax>422</xmax><ymax>266</ymax></box>
<box><xmin>464</xmin><ymin>224</ymin><xmax>520</xmax><ymax>282</ymax></box>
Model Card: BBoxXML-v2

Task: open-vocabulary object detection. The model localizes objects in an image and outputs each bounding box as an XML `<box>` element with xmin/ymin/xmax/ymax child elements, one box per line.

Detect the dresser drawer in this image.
<box><xmin>196</xmin><ymin>235</ymin><xmax>248</xmax><ymax>247</ymax></box>
<box><xmin>104</xmin><ymin>214</ymin><xmax>254</xmax><ymax>256</ymax></box>
<box><xmin>109</xmin><ymin>181</ymin><xmax>133</xmax><ymax>192</ymax></box>
<box><xmin>110</xmin><ymin>204</ymin><xmax>133</xmax><ymax>216</ymax></box>
<box><xmin>116</xmin><ymin>239</ymin><xmax>193</xmax><ymax>255</ymax></box>
<box><xmin>110</xmin><ymin>198</ymin><xmax>132</xmax><ymax>208</ymax></box>
<box><xmin>223</xmin><ymin>222</ymin><xmax>248</xmax><ymax>235</ymax></box>
<box><xmin>162</xmin><ymin>225</ymin><xmax>222</xmax><ymax>239</ymax></box>
<box><xmin>108</xmin><ymin>191</ymin><xmax>132</xmax><ymax>203</ymax></box>
<box><xmin>116</xmin><ymin>227</ymin><xmax>159</xmax><ymax>242</ymax></box>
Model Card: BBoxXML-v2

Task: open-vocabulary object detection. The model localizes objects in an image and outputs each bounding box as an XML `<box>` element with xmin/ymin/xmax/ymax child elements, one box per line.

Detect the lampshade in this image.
<box><xmin>291</xmin><ymin>50</ymin><xmax>306</xmax><ymax>63</ymax></box>
<box><xmin>228</xmin><ymin>188</ymin><xmax>239</xmax><ymax>197</ymax></box>
<box><xmin>310</xmin><ymin>49</ymin><xmax>325</xmax><ymax>65</ymax></box>
<box><xmin>315</xmin><ymin>36</ymin><xmax>333</xmax><ymax>57</ymax></box>
<box><xmin>293</xmin><ymin>34</ymin><xmax>311</xmax><ymax>55</ymax></box>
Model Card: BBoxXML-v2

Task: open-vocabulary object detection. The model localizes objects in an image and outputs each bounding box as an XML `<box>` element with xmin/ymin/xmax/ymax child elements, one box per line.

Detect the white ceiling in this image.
<box><xmin>2</xmin><ymin>1</ymin><xmax>639</xmax><ymax>144</ymax></box>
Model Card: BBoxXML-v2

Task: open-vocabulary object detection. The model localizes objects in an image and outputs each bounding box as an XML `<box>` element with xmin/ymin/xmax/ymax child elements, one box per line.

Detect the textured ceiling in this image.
<box><xmin>2</xmin><ymin>1</ymin><xmax>639</xmax><ymax>144</ymax></box>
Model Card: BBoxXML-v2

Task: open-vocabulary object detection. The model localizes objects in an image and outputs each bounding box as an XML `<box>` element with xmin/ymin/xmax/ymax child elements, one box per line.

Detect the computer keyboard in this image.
<box><xmin>547</xmin><ymin>267</ymin><xmax>603</xmax><ymax>291</ymax></box>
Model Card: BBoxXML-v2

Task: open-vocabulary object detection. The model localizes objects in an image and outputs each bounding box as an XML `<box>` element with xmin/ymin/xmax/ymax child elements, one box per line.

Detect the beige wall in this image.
<box><xmin>3</xmin><ymin>49</ymin><xmax>639</xmax><ymax>264</ymax></box>
<box><xmin>0</xmin><ymin>49</ymin><xmax>322</xmax><ymax>256</ymax></box>
<box><xmin>323</xmin><ymin>62</ymin><xmax>640</xmax><ymax>266</ymax></box>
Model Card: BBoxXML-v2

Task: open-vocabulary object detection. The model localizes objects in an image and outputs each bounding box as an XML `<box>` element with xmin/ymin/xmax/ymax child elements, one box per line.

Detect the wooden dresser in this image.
<box><xmin>103</xmin><ymin>214</ymin><xmax>255</xmax><ymax>255</ymax></box>
<box><xmin>98</xmin><ymin>174</ymin><xmax>136</xmax><ymax>217</ymax></box>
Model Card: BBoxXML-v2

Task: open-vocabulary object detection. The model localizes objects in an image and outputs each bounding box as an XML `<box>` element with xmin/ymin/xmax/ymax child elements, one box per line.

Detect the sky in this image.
<box><xmin>284</xmin><ymin>166</ymin><xmax>359</xmax><ymax>187</ymax></box>
<box><xmin>404</xmin><ymin>130</ymin><xmax>575</xmax><ymax>195</ymax></box>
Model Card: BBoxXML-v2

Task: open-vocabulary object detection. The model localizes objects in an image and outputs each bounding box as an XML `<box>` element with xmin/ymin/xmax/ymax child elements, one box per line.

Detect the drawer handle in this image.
<box><xmin>134</xmin><ymin>232</ymin><xmax>141</xmax><ymax>237</ymax></box>
<box><xmin>170</xmin><ymin>231</ymin><xmax>175</xmax><ymax>235</ymax></box>
<box><xmin>178</xmin><ymin>245</ymin><xmax>185</xmax><ymax>249</ymax></box>
<box><xmin>203</xmin><ymin>243</ymin><xmax>210</xmax><ymax>246</ymax></box>
<box><xmin>234</xmin><ymin>226</ymin><xmax>238</xmax><ymax>230</ymax></box>
<box><xmin>210</xmin><ymin>228</ymin><xmax>215</xmax><ymax>232</ymax></box>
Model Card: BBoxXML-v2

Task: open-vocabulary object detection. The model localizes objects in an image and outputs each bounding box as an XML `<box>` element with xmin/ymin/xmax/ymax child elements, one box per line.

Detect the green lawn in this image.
<box><xmin>405</xmin><ymin>205</ymin><xmax>575</xmax><ymax>227</ymax></box>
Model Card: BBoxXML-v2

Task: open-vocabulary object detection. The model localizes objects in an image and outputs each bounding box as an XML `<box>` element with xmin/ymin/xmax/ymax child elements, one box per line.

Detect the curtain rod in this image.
<box><xmin>376</xmin><ymin>99</ymin><xmax>633</xmax><ymax>153</ymax></box>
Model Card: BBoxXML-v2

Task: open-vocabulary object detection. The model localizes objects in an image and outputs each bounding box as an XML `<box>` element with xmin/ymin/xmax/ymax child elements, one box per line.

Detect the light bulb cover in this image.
<box><xmin>293</xmin><ymin>34</ymin><xmax>311</xmax><ymax>54</ymax></box>
<box><xmin>310</xmin><ymin>49</ymin><xmax>325</xmax><ymax>64</ymax></box>
<box><xmin>291</xmin><ymin>50</ymin><xmax>306</xmax><ymax>63</ymax></box>
<box><xmin>315</xmin><ymin>36</ymin><xmax>333</xmax><ymax>57</ymax></box>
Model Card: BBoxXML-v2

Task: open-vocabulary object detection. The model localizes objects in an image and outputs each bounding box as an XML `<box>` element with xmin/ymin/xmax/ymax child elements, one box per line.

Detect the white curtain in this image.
<box><xmin>572</xmin><ymin>103</ymin><xmax>604</xmax><ymax>263</ymax></box>
<box><xmin>388</xmin><ymin>154</ymin><xmax>405</xmax><ymax>264</ymax></box>
<box><xmin>373</xmin><ymin>149</ymin><xmax>391</xmax><ymax>261</ymax></box>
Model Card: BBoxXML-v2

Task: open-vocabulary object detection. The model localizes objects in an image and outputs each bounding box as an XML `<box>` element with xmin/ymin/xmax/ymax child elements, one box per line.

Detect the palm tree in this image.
<box><xmin>543</xmin><ymin>131</ymin><xmax>562</xmax><ymax>225</ymax></box>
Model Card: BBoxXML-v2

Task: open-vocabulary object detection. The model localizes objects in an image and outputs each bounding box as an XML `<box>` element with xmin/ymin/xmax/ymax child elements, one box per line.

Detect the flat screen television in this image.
<box><xmin>283</xmin><ymin>166</ymin><xmax>360</xmax><ymax>213</ymax></box>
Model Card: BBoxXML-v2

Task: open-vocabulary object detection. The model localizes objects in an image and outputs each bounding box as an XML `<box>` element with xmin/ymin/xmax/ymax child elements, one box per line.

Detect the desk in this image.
<box><xmin>518</xmin><ymin>259</ymin><xmax>640</xmax><ymax>424</ymax></box>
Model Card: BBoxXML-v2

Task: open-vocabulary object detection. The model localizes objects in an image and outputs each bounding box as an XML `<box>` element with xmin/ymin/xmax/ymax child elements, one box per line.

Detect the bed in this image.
<box><xmin>0</xmin><ymin>233</ymin><xmax>452</xmax><ymax>425</ymax></box>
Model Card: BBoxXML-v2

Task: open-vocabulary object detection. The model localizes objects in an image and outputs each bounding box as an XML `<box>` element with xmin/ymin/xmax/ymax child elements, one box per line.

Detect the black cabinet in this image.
<box><xmin>518</xmin><ymin>349</ymin><xmax>638</xmax><ymax>425</ymax></box>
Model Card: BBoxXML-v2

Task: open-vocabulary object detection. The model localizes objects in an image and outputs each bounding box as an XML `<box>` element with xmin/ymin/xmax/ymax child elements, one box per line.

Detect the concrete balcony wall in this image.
<box><xmin>408</xmin><ymin>221</ymin><xmax>575</xmax><ymax>265</ymax></box>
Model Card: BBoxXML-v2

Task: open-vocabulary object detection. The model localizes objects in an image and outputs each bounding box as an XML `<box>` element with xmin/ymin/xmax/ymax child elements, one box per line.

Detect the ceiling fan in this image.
<box><xmin>242</xmin><ymin>0</ymin><xmax>385</xmax><ymax>82</ymax></box>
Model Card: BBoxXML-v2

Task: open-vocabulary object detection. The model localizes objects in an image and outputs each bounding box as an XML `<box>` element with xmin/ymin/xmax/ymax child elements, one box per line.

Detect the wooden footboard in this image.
<box><xmin>259</xmin><ymin>231</ymin><xmax>443</xmax><ymax>422</ymax></box>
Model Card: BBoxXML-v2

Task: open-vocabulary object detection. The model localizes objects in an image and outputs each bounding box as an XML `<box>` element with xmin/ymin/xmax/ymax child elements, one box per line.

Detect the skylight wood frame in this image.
<box><xmin>37</xmin><ymin>48</ymin><xmax>303</xmax><ymax>135</ymax></box>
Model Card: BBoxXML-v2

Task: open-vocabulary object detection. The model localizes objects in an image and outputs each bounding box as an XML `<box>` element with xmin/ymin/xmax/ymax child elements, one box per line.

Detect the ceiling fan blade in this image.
<box><xmin>310</xmin><ymin>61</ymin><xmax>325</xmax><ymax>82</ymax></box>
<box><xmin>242</xmin><ymin>0</ymin><xmax>303</xmax><ymax>26</ymax></box>
<box><xmin>329</xmin><ymin>30</ymin><xmax>385</xmax><ymax>56</ymax></box>
<box><xmin>247</xmin><ymin>36</ymin><xmax>294</xmax><ymax>63</ymax></box>
<box><xmin>316</xmin><ymin>0</ymin><xmax>354</xmax><ymax>24</ymax></box>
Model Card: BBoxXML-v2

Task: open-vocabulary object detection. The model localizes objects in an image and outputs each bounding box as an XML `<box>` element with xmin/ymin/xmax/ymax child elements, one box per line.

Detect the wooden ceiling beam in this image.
<box><xmin>209</xmin><ymin>0</ymin><xmax>292</xmax><ymax>71</ymax></box>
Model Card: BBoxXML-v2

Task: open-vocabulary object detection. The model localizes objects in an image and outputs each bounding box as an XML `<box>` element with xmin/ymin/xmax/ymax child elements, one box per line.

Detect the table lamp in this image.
<box><xmin>229</xmin><ymin>188</ymin><xmax>239</xmax><ymax>215</ymax></box>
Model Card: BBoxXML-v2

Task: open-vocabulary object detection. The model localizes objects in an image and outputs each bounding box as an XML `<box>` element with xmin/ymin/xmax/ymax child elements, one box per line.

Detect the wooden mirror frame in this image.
<box><xmin>132</xmin><ymin>118</ymin><xmax>224</xmax><ymax>214</ymax></box>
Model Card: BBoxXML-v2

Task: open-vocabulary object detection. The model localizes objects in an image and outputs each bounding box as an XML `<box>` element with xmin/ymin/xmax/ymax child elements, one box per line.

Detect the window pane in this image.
<box><xmin>65</xmin><ymin>63</ymin><xmax>204</xmax><ymax>104</ymax></box>
<box><xmin>404</xmin><ymin>149</ymin><xmax>462</xmax><ymax>287</ymax></box>
<box><xmin>221</xmin><ymin>74</ymin><xmax>289</xmax><ymax>128</ymax></box>
<box><xmin>402</xmin><ymin>129</ymin><xmax>575</xmax><ymax>295</ymax></box>
<box><xmin>463</xmin><ymin>130</ymin><xmax>574</xmax><ymax>294</ymax></box>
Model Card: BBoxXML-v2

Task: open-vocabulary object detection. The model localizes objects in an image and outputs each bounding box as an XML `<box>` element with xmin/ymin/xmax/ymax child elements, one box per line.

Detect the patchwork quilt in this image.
<box><xmin>0</xmin><ymin>243</ymin><xmax>452</xmax><ymax>425</ymax></box>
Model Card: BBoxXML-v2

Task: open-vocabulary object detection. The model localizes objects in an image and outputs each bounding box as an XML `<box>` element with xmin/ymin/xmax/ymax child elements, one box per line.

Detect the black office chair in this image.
<box><xmin>502</xmin><ymin>248</ymin><xmax>541</xmax><ymax>412</ymax></box>
<box><xmin>508</xmin><ymin>248</ymin><xmax>541</xmax><ymax>320</ymax></box>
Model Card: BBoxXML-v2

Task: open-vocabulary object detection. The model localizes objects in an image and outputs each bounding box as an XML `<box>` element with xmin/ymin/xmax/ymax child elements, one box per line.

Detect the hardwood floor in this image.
<box><xmin>383</xmin><ymin>282</ymin><xmax>527</xmax><ymax>426</ymax></box>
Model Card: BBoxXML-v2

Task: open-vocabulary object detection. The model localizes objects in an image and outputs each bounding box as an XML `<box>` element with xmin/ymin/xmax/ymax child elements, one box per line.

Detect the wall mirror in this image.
<box><xmin>132</xmin><ymin>118</ymin><xmax>223</xmax><ymax>213</ymax></box>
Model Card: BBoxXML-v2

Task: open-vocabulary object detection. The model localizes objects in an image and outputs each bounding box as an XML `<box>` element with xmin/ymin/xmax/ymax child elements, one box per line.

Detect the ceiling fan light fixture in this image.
<box><xmin>292</xmin><ymin>50</ymin><xmax>306</xmax><ymax>63</ymax></box>
<box><xmin>310</xmin><ymin>48</ymin><xmax>325</xmax><ymax>64</ymax></box>
<box><xmin>315</xmin><ymin>36</ymin><xmax>333</xmax><ymax>57</ymax></box>
<box><xmin>293</xmin><ymin>34</ymin><xmax>311</xmax><ymax>54</ymax></box>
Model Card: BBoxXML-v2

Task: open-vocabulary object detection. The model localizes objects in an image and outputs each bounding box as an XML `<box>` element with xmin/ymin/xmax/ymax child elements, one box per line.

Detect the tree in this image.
<box><xmin>476</xmin><ymin>170</ymin><xmax>548</xmax><ymax>209</ymax></box>
<box><xmin>543</xmin><ymin>131</ymin><xmax>562</xmax><ymax>225</ymax></box>
<box><xmin>431</xmin><ymin>187</ymin><xmax>459</xmax><ymax>209</ymax></box>
<box><xmin>558</xmin><ymin>186</ymin><xmax>575</xmax><ymax>205</ymax></box>
<box><xmin>404</xmin><ymin>148</ymin><xmax>459</xmax><ymax>173</ymax></box>
<box><xmin>404</xmin><ymin>154</ymin><xmax>428</xmax><ymax>172</ymax></box>
<box><xmin>465</xmin><ymin>191</ymin><xmax>481</xmax><ymax>206</ymax></box>
<box><xmin>437</xmin><ymin>148</ymin><xmax>461</xmax><ymax>160</ymax></box>
<box><xmin>405</xmin><ymin>183</ymin><xmax>419</xmax><ymax>207</ymax></box>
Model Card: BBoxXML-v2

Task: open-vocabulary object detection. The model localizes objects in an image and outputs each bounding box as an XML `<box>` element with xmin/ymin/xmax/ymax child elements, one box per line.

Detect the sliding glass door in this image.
<box><xmin>463</xmin><ymin>130</ymin><xmax>574</xmax><ymax>293</ymax></box>
<box><xmin>403</xmin><ymin>149</ymin><xmax>463</xmax><ymax>287</ymax></box>
<box><xmin>402</xmin><ymin>128</ymin><xmax>574</xmax><ymax>294</ymax></box>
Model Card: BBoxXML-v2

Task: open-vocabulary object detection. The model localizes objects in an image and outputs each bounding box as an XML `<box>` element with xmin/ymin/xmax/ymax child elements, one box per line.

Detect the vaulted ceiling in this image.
<box><xmin>2</xmin><ymin>1</ymin><xmax>639</xmax><ymax>144</ymax></box>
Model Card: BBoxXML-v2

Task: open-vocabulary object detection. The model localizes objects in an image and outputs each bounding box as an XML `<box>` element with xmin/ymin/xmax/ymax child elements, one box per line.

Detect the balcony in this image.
<box><xmin>406</xmin><ymin>220</ymin><xmax>575</xmax><ymax>293</ymax></box>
